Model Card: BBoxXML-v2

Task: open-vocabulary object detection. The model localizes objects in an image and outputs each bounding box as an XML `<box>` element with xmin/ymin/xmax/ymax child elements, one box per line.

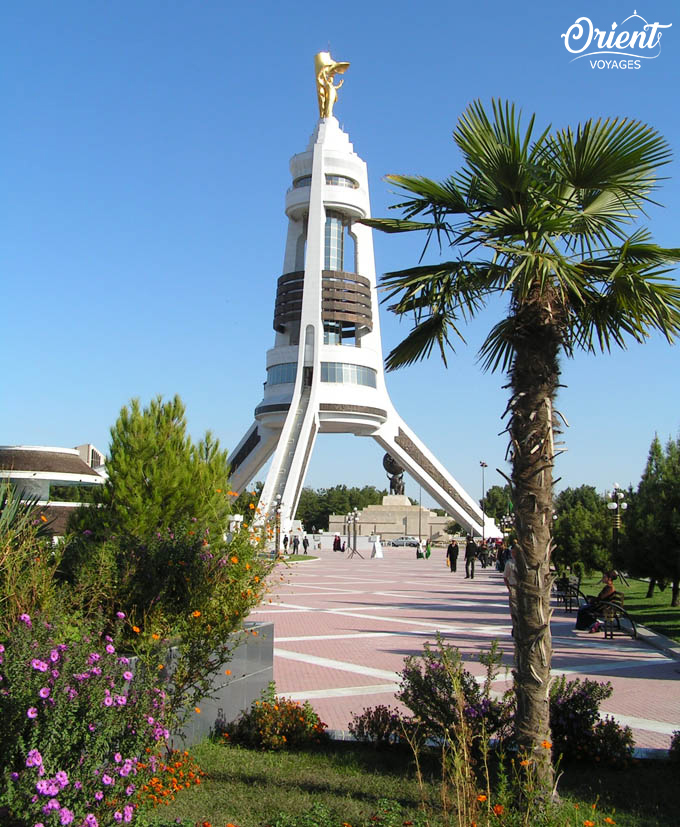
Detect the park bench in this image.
<box><xmin>552</xmin><ymin>574</ymin><xmax>581</xmax><ymax>613</ymax></box>
<box><xmin>592</xmin><ymin>591</ymin><xmax>637</xmax><ymax>639</ymax></box>
<box><xmin>574</xmin><ymin>590</ymin><xmax>637</xmax><ymax>639</ymax></box>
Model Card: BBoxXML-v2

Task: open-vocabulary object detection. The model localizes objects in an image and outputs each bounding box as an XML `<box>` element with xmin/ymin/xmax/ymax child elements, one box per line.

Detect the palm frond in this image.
<box><xmin>384</xmin><ymin>312</ymin><xmax>462</xmax><ymax>371</ymax></box>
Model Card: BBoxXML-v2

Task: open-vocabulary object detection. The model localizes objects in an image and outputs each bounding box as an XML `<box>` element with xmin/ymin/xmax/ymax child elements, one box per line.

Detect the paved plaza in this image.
<box><xmin>250</xmin><ymin>546</ymin><xmax>680</xmax><ymax>752</ymax></box>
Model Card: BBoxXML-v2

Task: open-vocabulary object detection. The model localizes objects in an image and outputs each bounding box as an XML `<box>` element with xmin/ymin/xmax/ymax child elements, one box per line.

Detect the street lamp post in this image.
<box><xmin>607</xmin><ymin>483</ymin><xmax>628</xmax><ymax>561</ymax></box>
<box><xmin>274</xmin><ymin>494</ymin><xmax>282</xmax><ymax>556</ymax></box>
<box><xmin>480</xmin><ymin>461</ymin><xmax>488</xmax><ymax>545</ymax></box>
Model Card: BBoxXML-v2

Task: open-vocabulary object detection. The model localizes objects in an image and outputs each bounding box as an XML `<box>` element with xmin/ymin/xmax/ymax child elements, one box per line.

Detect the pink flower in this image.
<box><xmin>55</xmin><ymin>771</ymin><xmax>68</xmax><ymax>788</ymax></box>
<box><xmin>20</xmin><ymin>613</ymin><xmax>32</xmax><ymax>627</ymax></box>
<box><xmin>26</xmin><ymin>750</ymin><xmax>43</xmax><ymax>767</ymax></box>
<box><xmin>27</xmin><ymin>707</ymin><xmax>38</xmax><ymax>719</ymax></box>
<box><xmin>103</xmin><ymin>696</ymin><xmax>113</xmax><ymax>707</ymax></box>
<box><xmin>39</xmin><ymin>687</ymin><xmax>50</xmax><ymax>699</ymax></box>
<box><xmin>50</xmin><ymin>650</ymin><xmax>60</xmax><ymax>662</ymax></box>
<box><xmin>123</xmin><ymin>671</ymin><xmax>133</xmax><ymax>681</ymax></box>
<box><xmin>116</xmin><ymin>612</ymin><xmax>125</xmax><ymax>619</ymax></box>
<box><xmin>59</xmin><ymin>807</ymin><xmax>74</xmax><ymax>825</ymax></box>
<box><xmin>32</xmin><ymin>659</ymin><xmax>48</xmax><ymax>672</ymax></box>
<box><xmin>102</xmin><ymin>774</ymin><xmax>113</xmax><ymax>785</ymax></box>
<box><xmin>106</xmin><ymin>644</ymin><xmax>115</xmax><ymax>654</ymax></box>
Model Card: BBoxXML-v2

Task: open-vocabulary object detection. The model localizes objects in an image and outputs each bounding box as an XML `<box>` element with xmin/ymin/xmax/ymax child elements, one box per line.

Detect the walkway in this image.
<box><xmin>250</xmin><ymin>547</ymin><xmax>680</xmax><ymax>751</ymax></box>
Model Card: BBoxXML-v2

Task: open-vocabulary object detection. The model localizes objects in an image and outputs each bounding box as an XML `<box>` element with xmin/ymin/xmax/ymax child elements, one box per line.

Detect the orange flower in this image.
<box><xmin>191</xmin><ymin>610</ymin><xmax>201</xmax><ymax>618</ymax></box>
<box><xmin>152</xmin><ymin>633</ymin><xmax>160</xmax><ymax>640</ymax></box>
<box><xmin>195</xmin><ymin>707</ymin><xmax>201</xmax><ymax>714</ymax></box>
<box><xmin>202</xmin><ymin>822</ymin><xmax>212</xmax><ymax>827</ymax></box>
<box><xmin>132</xmin><ymin>626</ymin><xmax>140</xmax><ymax>634</ymax></box>
<box><xmin>249</xmin><ymin>503</ymin><xmax>255</xmax><ymax>509</ymax></box>
<box><xmin>541</xmin><ymin>740</ymin><xmax>552</xmax><ymax>749</ymax></box>
<box><xmin>584</xmin><ymin>821</ymin><xmax>595</xmax><ymax>827</ymax></box>
<box><xmin>40</xmin><ymin>514</ymin><xmax>48</xmax><ymax>522</ymax></box>
<box><xmin>493</xmin><ymin>805</ymin><xmax>504</xmax><ymax>816</ymax></box>
<box><xmin>519</xmin><ymin>759</ymin><xmax>531</xmax><ymax>766</ymax></box>
<box><xmin>604</xmin><ymin>820</ymin><xmax>616</xmax><ymax>825</ymax></box>
<box><xmin>231</xmin><ymin>556</ymin><xmax>239</xmax><ymax>564</ymax></box>
<box><xmin>228</xmin><ymin>491</ymin><xmax>238</xmax><ymax>496</ymax></box>
<box><xmin>225</xmin><ymin>669</ymin><xmax>231</xmax><ymax>675</ymax></box>
<box><xmin>477</xmin><ymin>794</ymin><xmax>487</xmax><ymax>802</ymax></box>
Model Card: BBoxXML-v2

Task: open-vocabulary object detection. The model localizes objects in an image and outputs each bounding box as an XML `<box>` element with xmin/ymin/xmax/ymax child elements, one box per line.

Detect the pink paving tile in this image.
<box><xmin>248</xmin><ymin>549</ymin><xmax>680</xmax><ymax>749</ymax></box>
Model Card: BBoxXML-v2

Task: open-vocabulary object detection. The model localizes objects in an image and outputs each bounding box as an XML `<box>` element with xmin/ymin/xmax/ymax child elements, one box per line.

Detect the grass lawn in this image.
<box><xmin>143</xmin><ymin>740</ymin><xmax>680</xmax><ymax>827</ymax></box>
<box><xmin>580</xmin><ymin>575</ymin><xmax>680</xmax><ymax>643</ymax></box>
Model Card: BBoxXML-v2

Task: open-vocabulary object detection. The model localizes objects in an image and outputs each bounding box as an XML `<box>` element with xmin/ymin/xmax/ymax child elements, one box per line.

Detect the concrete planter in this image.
<box><xmin>165</xmin><ymin>621</ymin><xmax>274</xmax><ymax>748</ymax></box>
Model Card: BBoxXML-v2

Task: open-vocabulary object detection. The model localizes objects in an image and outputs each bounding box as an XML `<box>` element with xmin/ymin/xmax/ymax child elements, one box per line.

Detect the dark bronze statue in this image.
<box><xmin>383</xmin><ymin>453</ymin><xmax>405</xmax><ymax>496</ymax></box>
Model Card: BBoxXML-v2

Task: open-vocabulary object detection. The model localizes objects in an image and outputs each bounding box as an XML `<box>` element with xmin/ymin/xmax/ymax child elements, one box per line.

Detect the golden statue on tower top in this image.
<box><xmin>315</xmin><ymin>51</ymin><xmax>350</xmax><ymax>118</ymax></box>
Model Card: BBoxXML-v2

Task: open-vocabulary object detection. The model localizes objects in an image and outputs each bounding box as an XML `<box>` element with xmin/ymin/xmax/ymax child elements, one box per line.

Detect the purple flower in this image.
<box><xmin>51</xmin><ymin>669</ymin><xmax>59</xmax><ymax>678</ymax></box>
<box><xmin>44</xmin><ymin>798</ymin><xmax>60</xmax><ymax>811</ymax></box>
<box><xmin>59</xmin><ymin>807</ymin><xmax>74</xmax><ymax>825</ymax></box>
<box><xmin>10</xmin><ymin>772</ymin><xmax>19</xmax><ymax>781</ymax></box>
<box><xmin>125</xmin><ymin>784</ymin><xmax>135</xmax><ymax>796</ymax></box>
<box><xmin>106</xmin><ymin>644</ymin><xmax>115</xmax><ymax>654</ymax></box>
<box><xmin>50</xmin><ymin>649</ymin><xmax>60</xmax><ymax>662</ymax></box>
<box><xmin>26</xmin><ymin>749</ymin><xmax>43</xmax><ymax>767</ymax></box>
<box><xmin>115</xmin><ymin>695</ymin><xmax>127</xmax><ymax>706</ymax></box>
<box><xmin>55</xmin><ymin>770</ymin><xmax>68</xmax><ymax>788</ymax></box>
<box><xmin>116</xmin><ymin>612</ymin><xmax>125</xmax><ymax>619</ymax></box>
<box><xmin>39</xmin><ymin>687</ymin><xmax>50</xmax><ymax>699</ymax></box>
<box><xmin>102</xmin><ymin>774</ymin><xmax>113</xmax><ymax>786</ymax></box>
<box><xmin>90</xmin><ymin>666</ymin><xmax>101</xmax><ymax>676</ymax></box>
<box><xmin>33</xmin><ymin>823</ymin><xmax>45</xmax><ymax>827</ymax></box>
<box><xmin>114</xmin><ymin>813</ymin><xmax>123</xmax><ymax>823</ymax></box>
<box><xmin>94</xmin><ymin>791</ymin><xmax>104</xmax><ymax>801</ymax></box>
<box><xmin>103</xmin><ymin>696</ymin><xmax>113</xmax><ymax>707</ymax></box>
<box><xmin>114</xmin><ymin>752</ymin><xmax>122</xmax><ymax>763</ymax></box>
<box><xmin>118</xmin><ymin>656</ymin><xmax>130</xmax><ymax>665</ymax></box>
<box><xmin>74</xmin><ymin>781</ymin><xmax>82</xmax><ymax>790</ymax></box>
<box><xmin>32</xmin><ymin>659</ymin><xmax>49</xmax><ymax>672</ymax></box>
<box><xmin>84</xmin><ymin>815</ymin><xmax>98</xmax><ymax>827</ymax></box>
<box><xmin>123</xmin><ymin>671</ymin><xmax>133</xmax><ymax>681</ymax></box>
<box><xmin>20</xmin><ymin>613</ymin><xmax>32</xmax><ymax>627</ymax></box>
<box><xmin>123</xmin><ymin>806</ymin><xmax>134</xmax><ymax>823</ymax></box>
<box><xmin>88</xmin><ymin>653</ymin><xmax>101</xmax><ymax>664</ymax></box>
<box><xmin>27</xmin><ymin>707</ymin><xmax>38</xmax><ymax>719</ymax></box>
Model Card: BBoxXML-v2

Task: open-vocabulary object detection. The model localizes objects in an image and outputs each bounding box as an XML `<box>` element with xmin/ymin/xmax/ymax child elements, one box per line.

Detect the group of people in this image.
<box><xmin>444</xmin><ymin>536</ymin><xmax>512</xmax><ymax>579</ymax></box>
<box><xmin>281</xmin><ymin>534</ymin><xmax>310</xmax><ymax>554</ymax></box>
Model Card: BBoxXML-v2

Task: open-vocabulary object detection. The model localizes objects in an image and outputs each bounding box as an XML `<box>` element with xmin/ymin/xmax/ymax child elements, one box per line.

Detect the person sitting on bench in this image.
<box><xmin>575</xmin><ymin>570</ymin><xmax>617</xmax><ymax>633</ymax></box>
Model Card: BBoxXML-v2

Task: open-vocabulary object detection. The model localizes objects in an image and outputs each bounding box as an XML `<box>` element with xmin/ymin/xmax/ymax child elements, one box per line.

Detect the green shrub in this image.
<box><xmin>0</xmin><ymin>482</ymin><xmax>62</xmax><ymax>636</ymax></box>
<box><xmin>219</xmin><ymin>682</ymin><xmax>328</xmax><ymax>750</ymax></box>
<box><xmin>669</xmin><ymin>729</ymin><xmax>680</xmax><ymax>763</ymax></box>
<box><xmin>396</xmin><ymin>636</ymin><xmax>513</xmax><ymax>745</ymax></box>
<box><xmin>549</xmin><ymin>676</ymin><xmax>634</xmax><ymax>766</ymax></box>
<box><xmin>348</xmin><ymin>704</ymin><xmax>412</xmax><ymax>747</ymax></box>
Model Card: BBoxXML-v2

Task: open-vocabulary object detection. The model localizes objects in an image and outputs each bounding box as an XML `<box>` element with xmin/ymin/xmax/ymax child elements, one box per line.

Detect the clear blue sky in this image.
<box><xmin>3</xmin><ymin>1</ymin><xmax>679</xmax><ymax>506</ymax></box>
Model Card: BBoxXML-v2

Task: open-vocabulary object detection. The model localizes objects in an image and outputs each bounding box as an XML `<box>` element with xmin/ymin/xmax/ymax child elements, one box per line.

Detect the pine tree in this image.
<box><xmin>75</xmin><ymin>395</ymin><xmax>231</xmax><ymax>540</ymax></box>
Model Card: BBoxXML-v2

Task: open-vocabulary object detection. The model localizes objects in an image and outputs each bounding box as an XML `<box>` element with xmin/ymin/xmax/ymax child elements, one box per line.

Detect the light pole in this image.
<box><xmin>607</xmin><ymin>483</ymin><xmax>628</xmax><ymax>562</ymax></box>
<box><xmin>480</xmin><ymin>461</ymin><xmax>488</xmax><ymax>545</ymax></box>
<box><xmin>274</xmin><ymin>494</ymin><xmax>282</xmax><ymax>556</ymax></box>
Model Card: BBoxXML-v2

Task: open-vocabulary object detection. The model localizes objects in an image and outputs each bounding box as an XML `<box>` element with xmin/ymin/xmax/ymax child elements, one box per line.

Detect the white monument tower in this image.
<box><xmin>230</xmin><ymin>53</ymin><xmax>491</xmax><ymax>540</ymax></box>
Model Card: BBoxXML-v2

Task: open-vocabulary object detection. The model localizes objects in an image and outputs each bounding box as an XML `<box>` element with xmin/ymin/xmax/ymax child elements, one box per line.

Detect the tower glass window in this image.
<box><xmin>320</xmin><ymin>362</ymin><xmax>377</xmax><ymax>387</ymax></box>
<box><xmin>266</xmin><ymin>363</ymin><xmax>297</xmax><ymax>385</ymax></box>
<box><xmin>324</xmin><ymin>210</ymin><xmax>345</xmax><ymax>270</ymax></box>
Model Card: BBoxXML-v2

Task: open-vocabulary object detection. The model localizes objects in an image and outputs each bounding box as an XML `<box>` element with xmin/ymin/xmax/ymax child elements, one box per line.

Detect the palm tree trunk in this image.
<box><xmin>646</xmin><ymin>579</ymin><xmax>656</xmax><ymax>598</ymax></box>
<box><xmin>508</xmin><ymin>303</ymin><xmax>560</xmax><ymax>789</ymax></box>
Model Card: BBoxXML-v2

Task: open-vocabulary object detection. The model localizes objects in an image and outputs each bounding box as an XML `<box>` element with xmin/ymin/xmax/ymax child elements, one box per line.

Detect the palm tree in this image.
<box><xmin>365</xmin><ymin>100</ymin><xmax>680</xmax><ymax>787</ymax></box>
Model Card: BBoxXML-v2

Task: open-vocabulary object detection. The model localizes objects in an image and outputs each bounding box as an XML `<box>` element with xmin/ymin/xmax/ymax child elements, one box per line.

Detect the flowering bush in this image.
<box><xmin>218</xmin><ymin>682</ymin><xmax>327</xmax><ymax>750</ymax></box>
<box><xmin>396</xmin><ymin>636</ymin><xmax>513</xmax><ymax>745</ymax></box>
<box><xmin>0</xmin><ymin>612</ymin><xmax>169</xmax><ymax>826</ymax></box>
<box><xmin>549</xmin><ymin>676</ymin><xmax>633</xmax><ymax>766</ymax></box>
<box><xmin>60</xmin><ymin>520</ymin><xmax>272</xmax><ymax>727</ymax></box>
<box><xmin>348</xmin><ymin>704</ymin><xmax>413</xmax><ymax>747</ymax></box>
<box><xmin>136</xmin><ymin>749</ymin><xmax>205</xmax><ymax>809</ymax></box>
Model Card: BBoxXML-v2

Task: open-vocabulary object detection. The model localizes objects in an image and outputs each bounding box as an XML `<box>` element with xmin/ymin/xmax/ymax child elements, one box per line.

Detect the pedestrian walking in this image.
<box><xmin>282</xmin><ymin>534</ymin><xmax>289</xmax><ymax>553</ymax></box>
<box><xmin>302</xmin><ymin>536</ymin><xmax>309</xmax><ymax>554</ymax></box>
<box><xmin>464</xmin><ymin>536</ymin><xmax>477</xmax><ymax>579</ymax></box>
<box><xmin>292</xmin><ymin>536</ymin><xmax>300</xmax><ymax>554</ymax></box>
<box><xmin>446</xmin><ymin>540</ymin><xmax>459</xmax><ymax>572</ymax></box>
